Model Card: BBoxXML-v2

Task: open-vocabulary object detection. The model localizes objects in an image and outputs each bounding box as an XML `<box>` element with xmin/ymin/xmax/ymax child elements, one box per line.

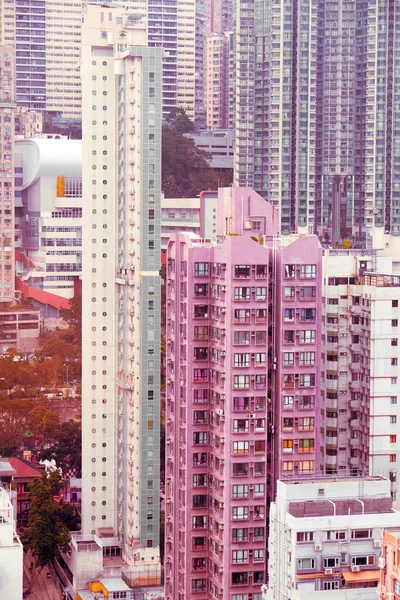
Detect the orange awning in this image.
<box><xmin>296</xmin><ymin>572</ymin><xmax>340</xmax><ymax>580</ymax></box>
<box><xmin>342</xmin><ymin>570</ymin><xmax>380</xmax><ymax>583</ymax></box>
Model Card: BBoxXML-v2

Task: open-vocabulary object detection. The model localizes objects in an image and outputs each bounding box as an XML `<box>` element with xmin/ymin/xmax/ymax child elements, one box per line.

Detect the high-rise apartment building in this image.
<box><xmin>66</xmin><ymin>5</ymin><xmax>162</xmax><ymax>593</ymax></box>
<box><xmin>0</xmin><ymin>45</ymin><xmax>16</xmax><ymax>303</ymax></box>
<box><xmin>0</xmin><ymin>0</ymin><xmax>81</xmax><ymax>118</ymax></box>
<box><xmin>321</xmin><ymin>251</ymin><xmax>400</xmax><ymax>507</ymax></box>
<box><xmin>234</xmin><ymin>0</ymin><xmax>400</xmax><ymax>248</ymax></box>
<box><xmin>165</xmin><ymin>186</ymin><xmax>322</xmax><ymax>599</ymax></box>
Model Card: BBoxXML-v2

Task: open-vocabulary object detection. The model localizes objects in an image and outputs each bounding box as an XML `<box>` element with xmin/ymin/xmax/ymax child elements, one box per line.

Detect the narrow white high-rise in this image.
<box><xmin>68</xmin><ymin>4</ymin><xmax>162</xmax><ymax>593</ymax></box>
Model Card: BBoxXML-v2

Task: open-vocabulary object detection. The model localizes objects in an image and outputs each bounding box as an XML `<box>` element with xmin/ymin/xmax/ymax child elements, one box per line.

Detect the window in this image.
<box><xmin>390</xmin><ymin>435</ymin><xmax>397</xmax><ymax>443</ymax></box>
<box><xmin>254</xmin><ymin>483</ymin><xmax>265</xmax><ymax>496</ymax></box>
<box><xmin>283</xmin><ymin>352</ymin><xmax>294</xmax><ymax>366</ymax></box>
<box><xmin>284</xmin><ymin>330</ymin><xmax>295</xmax><ymax>343</ymax></box>
<box><xmin>232</xmin><ymin>550</ymin><xmax>248</xmax><ymax>564</ymax></box>
<box><xmin>234</xmin><ymin>309</ymin><xmax>250</xmax><ymax>323</ymax></box>
<box><xmin>284</xmin><ymin>286</ymin><xmax>295</xmax><ymax>299</ymax></box>
<box><xmin>392</xmin><ymin>358</ymin><xmax>398</xmax><ymax>366</ymax></box>
<box><xmin>255</xmin><ymin>375</ymin><xmax>266</xmax><ymax>389</ymax></box>
<box><xmin>297</xmin><ymin>531</ymin><xmax>314</xmax><ymax>542</ymax></box>
<box><xmin>255</xmin><ymin>397</ymin><xmax>265</xmax><ymax>410</ymax></box>
<box><xmin>232</xmin><ymin>572</ymin><xmax>248</xmax><ymax>585</ymax></box>
<box><xmin>256</xmin><ymin>308</ymin><xmax>266</xmax><ymax>322</ymax></box>
<box><xmin>254</xmin><ymin>505</ymin><xmax>264</xmax><ymax>519</ymax></box>
<box><xmin>192</xmin><ymin>579</ymin><xmax>206</xmax><ymax>593</ymax></box>
<box><xmin>300</xmin><ymin>352</ymin><xmax>315</xmax><ymax>366</ymax></box>
<box><xmin>194</xmin><ymin>305</ymin><xmax>208</xmax><ymax>318</ymax></box>
<box><xmin>300</xmin><ymin>286</ymin><xmax>316</xmax><ymax>298</ymax></box>
<box><xmin>351</xmin><ymin>555</ymin><xmax>375</xmax><ymax>566</ymax></box>
<box><xmin>192</xmin><ymin>557</ymin><xmax>206</xmax><ymax>571</ymax></box>
<box><xmin>283</xmin><ymin>396</ymin><xmax>294</xmax><ymax>409</ymax></box>
<box><xmin>193</xmin><ymin>369</ymin><xmax>208</xmax><ymax>382</ymax></box>
<box><xmin>193</xmin><ymin>389</ymin><xmax>208</xmax><ymax>403</ymax></box>
<box><xmin>234</xmin><ymin>353</ymin><xmax>250</xmax><ymax>367</ymax></box>
<box><xmin>194</xmin><ymin>347</ymin><xmax>208</xmax><ymax>360</ymax></box>
<box><xmin>283</xmin><ymin>374</ymin><xmax>294</xmax><ymax>388</ymax></box>
<box><xmin>232</xmin><ymin>485</ymin><xmax>249</xmax><ymax>498</ymax></box>
<box><xmin>351</xmin><ymin>529</ymin><xmax>372</xmax><ymax>539</ymax></box>
<box><xmin>283</xmin><ymin>418</ymin><xmax>293</xmax><ymax>431</ymax></box>
<box><xmin>391</xmin><ymin>397</ymin><xmax>398</xmax><ymax>404</ymax></box>
<box><xmin>299</xmin><ymin>439</ymin><xmax>314</xmax><ymax>453</ymax></box>
<box><xmin>323</xmin><ymin>582</ymin><xmax>339</xmax><ymax>591</ymax></box>
<box><xmin>233</xmin><ymin>419</ymin><xmax>249</xmax><ymax>433</ymax></box>
<box><xmin>283</xmin><ymin>439</ymin><xmax>293</xmax><ymax>453</ymax></box>
<box><xmin>300</xmin><ymin>265</ymin><xmax>316</xmax><ymax>278</ymax></box>
<box><xmin>194</xmin><ymin>284</ymin><xmax>208</xmax><ymax>297</ymax></box>
<box><xmin>235</xmin><ymin>287</ymin><xmax>251</xmax><ymax>300</ymax></box>
<box><xmin>297</xmin><ymin>558</ymin><xmax>315</xmax><ymax>570</ymax></box>
<box><xmin>234</xmin><ymin>265</ymin><xmax>250</xmax><ymax>278</ymax></box>
<box><xmin>233</xmin><ymin>441</ymin><xmax>249</xmax><ymax>455</ymax></box>
<box><xmin>255</xmin><ymin>353</ymin><xmax>266</xmax><ymax>366</ymax></box>
<box><xmin>391</xmin><ymin>416</ymin><xmax>397</xmax><ymax>424</ymax></box>
<box><xmin>193</xmin><ymin>411</ymin><xmax>207</xmax><ymax>424</ymax></box>
<box><xmin>193</xmin><ymin>474</ymin><xmax>206</xmax><ymax>487</ymax></box>
<box><xmin>194</xmin><ymin>326</ymin><xmax>208</xmax><ymax>340</ymax></box>
<box><xmin>326</xmin><ymin>530</ymin><xmax>346</xmax><ymax>541</ymax></box>
<box><xmin>234</xmin><ymin>331</ymin><xmax>251</xmax><ymax>345</ymax></box>
<box><xmin>192</xmin><ymin>516</ymin><xmax>206</xmax><ymax>528</ymax></box>
<box><xmin>234</xmin><ymin>375</ymin><xmax>250</xmax><ymax>389</ymax></box>
<box><xmin>323</xmin><ymin>557</ymin><xmax>340</xmax><ymax>568</ymax></box>
<box><xmin>284</xmin><ymin>264</ymin><xmax>295</xmax><ymax>278</ymax></box>
<box><xmin>300</xmin><ymin>330</ymin><xmax>316</xmax><ymax>344</ymax></box>
<box><xmin>233</xmin><ymin>397</ymin><xmax>249</xmax><ymax>411</ymax></box>
<box><xmin>254</xmin><ymin>549</ymin><xmax>264</xmax><ymax>562</ymax></box>
<box><xmin>392</xmin><ymin>319</ymin><xmax>398</xmax><ymax>327</ymax></box>
<box><xmin>390</xmin><ymin>454</ymin><xmax>397</xmax><ymax>462</ymax></box>
<box><xmin>255</xmin><ymin>441</ymin><xmax>265</xmax><ymax>454</ymax></box>
<box><xmin>392</xmin><ymin>338</ymin><xmax>398</xmax><ymax>346</ymax></box>
<box><xmin>284</xmin><ymin>308</ymin><xmax>295</xmax><ymax>322</ymax></box>
<box><xmin>233</xmin><ymin>463</ymin><xmax>249</xmax><ymax>477</ymax></box>
<box><xmin>300</xmin><ymin>374</ymin><xmax>315</xmax><ymax>387</ymax></box>
<box><xmin>192</xmin><ymin>536</ymin><xmax>206</xmax><ymax>550</ymax></box>
<box><xmin>256</xmin><ymin>331</ymin><xmax>266</xmax><ymax>345</ymax></box>
<box><xmin>193</xmin><ymin>432</ymin><xmax>207</xmax><ymax>445</ymax></box>
<box><xmin>256</xmin><ymin>287</ymin><xmax>267</xmax><ymax>300</ymax></box>
<box><xmin>254</xmin><ymin>527</ymin><xmax>264</xmax><ymax>541</ymax></box>
<box><xmin>299</xmin><ymin>460</ymin><xmax>314</xmax><ymax>473</ymax></box>
<box><xmin>232</xmin><ymin>528</ymin><xmax>248</xmax><ymax>542</ymax></box>
<box><xmin>232</xmin><ymin>506</ymin><xmax>249</xmax><ymax>520</ymax></box>
<box><xmin>299</xmin><ymin>417</ymin><xmax>314</xmax><ymax>431</ymax></box>
<box><xmin>393</xmin><ymin>300</ymin><xmax>399</xmax><ymax>307</ymax></box>
<box><xmin>300</xmin><ymin>308</ymin><xmax>316</xmax><ymax>322</ymax></box>
<box><xmin>194</xmin><ymin>262</ymin><xmax>209</xmax><ymax>276</ymax></box>
<box><xmin>283</xmin><ymin>461</ymin><xmax>293</xmax><ymax>473</ymax></box>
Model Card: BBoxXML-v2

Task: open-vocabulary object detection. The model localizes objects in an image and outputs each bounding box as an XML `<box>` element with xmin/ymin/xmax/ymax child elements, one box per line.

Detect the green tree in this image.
<box><xmin>40</xmin><ymin>419</ymin><xmax>82</xmax><ymax>475</ymax></box>
<box><xmin>26</xmin><ymin>406</ymin><xmax>60</xmax><ymax>447</ymax></box>
<box><xmin>0</xmin><ymin>396</ymin><xmax>34</xmax><ymax>455</ymax></box>
<box><xmin>60</xmin><ymin>294</ymin><xmax>82</xmax><ymax>345</ymax></box>
<box><xmin>164</xmin><ymin>107</ymin><xmax>195</xmax><ymax>134</ymax></box>
<box><xmin>162</xmin><ymin>126</ymin><xmax>219</xmax><ymax>198</ymax></box>
<box><xmin>22</xmin><ymin>471</ymin><xmax>71</xmax><ymax>594</ymax></box>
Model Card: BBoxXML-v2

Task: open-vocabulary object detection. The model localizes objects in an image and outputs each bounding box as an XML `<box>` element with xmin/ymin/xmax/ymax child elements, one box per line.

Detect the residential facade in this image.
<box><xmin>265</xmin><ymin>477</ymin><xmax>399</xmax><ymax>600</ymax></box>
<box><xmin>70</xmin><ymin>4</ymin><xmax>162</xmax><ymax>593</ymax></box>
<box><xmin>321</xmin><ymin>251</ymin><xmax>400</xmax><ymax>507</ymax></box>
<box><xmin>0</xmin><ymin>45</ymin><xmax>15</xmax><ymax>303</ymax></box>
<box><xmin>165</xmin><ymin>186</ymin><xmax>323</xmax><ymax>599</ymax></box>
<box><xmin>378</xmin><ymin>529</ymin><xmax>400</xmax><ymax>600</ymax></box>
<box><xmin>233</xmin><ymin>0</ymin><xmax>400</xmax><ymax>247</ymax></box>
<box><xmin>0</xmin><ymin>483</ymin><xmax>23</xmax><ymax>599</ymax></box>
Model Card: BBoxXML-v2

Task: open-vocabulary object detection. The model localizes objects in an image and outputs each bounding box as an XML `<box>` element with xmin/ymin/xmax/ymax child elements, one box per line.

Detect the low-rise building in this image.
<box><xmin>0</xmin><ymin>307</ymin><xmax>40</xmax><ymax>353</ymax></box>
<box><xmin>0</xmin><ymin>483</ymin><xmax>23</xmax><ymax>599</ymax></box>
<box><xmin>265</xmin><ymin>476</ymin><xmax>399</xmax><ymax>600</ymax></box>
<box><xmin>378</xmin><ymin>529</ymin><xmax>400</xmax><ymax>599</ymax></box>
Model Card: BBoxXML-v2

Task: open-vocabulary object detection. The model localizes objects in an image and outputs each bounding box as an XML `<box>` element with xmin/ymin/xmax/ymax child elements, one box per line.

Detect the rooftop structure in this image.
<box><xmin>265</xmin><ymin>477</ymin><xmax>399</xmax><ymax>600</ymax></box>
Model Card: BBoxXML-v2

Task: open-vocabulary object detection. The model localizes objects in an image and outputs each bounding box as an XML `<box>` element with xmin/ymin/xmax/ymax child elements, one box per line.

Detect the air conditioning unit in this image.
<box><xmin>351</xmin><ymin>566</ymin><xmax>360</xmax><ymax>572</ymax></box>
<box><xmin>374</xmin><ymin>540</ymin><xmax>381</xmax><ymax>548</ymax></box>
<box><xmin>314</xmin><ymin>544</ymin><xmax>322</xmax><ymax>551</ymax></box>
<box><xmin>378</xmin><ymin>557</ymin><xmax>386</xmax><ymax>569</ymax></box>
<box><xmin>324</xmin><ymin>568</ymin><xmax>333</xmax><ymax>575</ymax></box>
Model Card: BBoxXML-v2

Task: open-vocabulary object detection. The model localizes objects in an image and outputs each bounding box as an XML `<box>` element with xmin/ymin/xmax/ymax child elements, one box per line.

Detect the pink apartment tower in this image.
<box><xmin>165</xmin><ymin>187</ymin><xmax>322</xmax><ymax>600</ymax></box>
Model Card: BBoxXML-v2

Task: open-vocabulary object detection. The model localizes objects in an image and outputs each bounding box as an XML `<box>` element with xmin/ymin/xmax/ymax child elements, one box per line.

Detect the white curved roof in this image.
<box><xmin>15</xmin><ymin>138</ymin><xmax>82</xmax><ymax>189</ymax></box>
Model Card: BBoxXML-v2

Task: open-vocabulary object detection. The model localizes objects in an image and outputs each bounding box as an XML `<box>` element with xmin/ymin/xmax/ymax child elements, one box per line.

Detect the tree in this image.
<box><xmin>162</xmin><ymin>126</ymin><xmax>219</xmax><ymax>198</ymax></box>
<box><xmin>40</xmin><ymin>419</ymin><xmax>82</xmax><ymax>476</ymax></box>
<box><xmin>0</xmin><ymin>396</ymin><xmax>34</xmax><ymax>455</ymax></box>
<box><xmin>60</xmin><ymin>294</ymin><xmax>82</xmax><ymax>345</ymax></box>
<box><xmin>26</xmin><ymin>406</ymin><xmax>60</xmax><ymax>448</ymax></box>
<box><xmin>22</xmin><ymin>471</ymin><xmax>71</xmax><ymax>594</ymax></box>
<box><xmin>164</xmin><ymin>107</ymin><xmax>195</xmax><ymax>134</ymax></box>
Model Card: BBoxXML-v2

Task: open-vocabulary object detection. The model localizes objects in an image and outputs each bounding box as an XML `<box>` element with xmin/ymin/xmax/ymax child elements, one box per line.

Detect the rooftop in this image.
<box><xmin>288</xmin><ymin>496</ymin><xmax>393</xmax><ymax>518</ymax></box>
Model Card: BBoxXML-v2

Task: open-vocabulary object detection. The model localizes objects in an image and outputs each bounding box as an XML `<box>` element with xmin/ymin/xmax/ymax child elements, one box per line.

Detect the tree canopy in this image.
<box><xmin>22</xmin><ymin>470</ymin><xmax>73</xmax><ymax>593</ymax></box>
